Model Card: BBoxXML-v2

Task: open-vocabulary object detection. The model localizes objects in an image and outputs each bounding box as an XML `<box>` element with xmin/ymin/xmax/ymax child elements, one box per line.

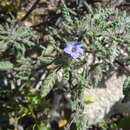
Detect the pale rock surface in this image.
<box><xmin>83</xmin><ymin>71</ymin><xmax>127</xmax><ymax>126</ymax></box>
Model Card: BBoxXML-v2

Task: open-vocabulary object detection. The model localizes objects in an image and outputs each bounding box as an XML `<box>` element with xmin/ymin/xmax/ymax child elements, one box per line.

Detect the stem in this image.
<box><xmin>15</xmin><ymin>0</ymin><xmax>41</xmax><ymax>26</ymax></box>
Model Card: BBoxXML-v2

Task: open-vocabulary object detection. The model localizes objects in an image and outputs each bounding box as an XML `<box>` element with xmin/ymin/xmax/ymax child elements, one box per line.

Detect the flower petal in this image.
<box><xmin>71</xmin><ymin>52</ymin><xmax>80</xmax><ymax>59</ymax></box>
<box><xmin>73</xmin><ymin>41</ymin><xmax>81</xmax><ymax>46</ymax></box>
<box><xmin>64</xmin><ymin>41</ymin><xmax>84</xmax><ymax>59</ymax></box>
<box><xmin>64</xmin><ymin>44</ymin><xmax>73</xmax><ymax>54</ymax></box>
<box><xmin>64</xmin><ymin>47</ymin><xmax>71</xmax><ymax>54</ymax></box>
<box><xmin>77</xmin><ymin>47</ymin><xmax>84</xmax><ymax>55</ymax></box>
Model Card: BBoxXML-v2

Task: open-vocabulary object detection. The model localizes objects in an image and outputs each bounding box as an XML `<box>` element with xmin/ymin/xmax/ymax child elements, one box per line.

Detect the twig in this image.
<box><xmin>15</xmin><ymin>0</ymin><xmax>41</xmax><ymax>26</ymax></box>
<box><xmin>33</xmin><ymin>71</ymin><xmax>48</xmax><ymax>90</ymax></box>
<box><xmin>83</xmin><ymin>1</ymin><xmax>93</xmax><ymax>14</ymax></box>
<box><xmin>30</xmin><ymin>13</ymin><xmax>62</xmax><ymax>29</ymax></box>
<box><xmin>115</xmin><ymin>60</ymin><xmax>130</xmax><ymax>75</ymax></box>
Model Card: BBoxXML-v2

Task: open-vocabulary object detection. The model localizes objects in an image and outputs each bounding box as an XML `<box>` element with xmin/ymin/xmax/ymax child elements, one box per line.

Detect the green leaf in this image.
<box><xmin>41</xmin><ymin>72</ymin><xmax>56</xmax><ymax>97</ymax></box>
<box><xmin>38</xmin><ymin>122</ymin><xmax>51</xmax><ymax>130</ymax></box>
<box><xmin>118</xmin><ymin>117</ymin><xmax>130</xmax><ymax>129</ymax></box>
<box><xmin>0</xmin><ymin>42</ymin><xmax>8</xmax><ymax>52</ymax></box>
<box><xmin>63</xmin><ymin>68</ymin><xmax>70</xmax><ymax>85</ymax></box>
<box><xmin>42</xmin><ymin>45</ymin><xmax>54</xmax><ymax>55</ymax></box>
<box><xmin>0</xmin><ymin>61</ymin><xmax>13</xmax><ymax>70</ymax></box>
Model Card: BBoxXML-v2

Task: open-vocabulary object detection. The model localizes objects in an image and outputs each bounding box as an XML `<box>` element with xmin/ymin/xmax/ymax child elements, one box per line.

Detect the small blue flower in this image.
<box><xmin>64</xmin><ymin>41</ymin><xmax>84</xmax><ymax>59</ymax></box>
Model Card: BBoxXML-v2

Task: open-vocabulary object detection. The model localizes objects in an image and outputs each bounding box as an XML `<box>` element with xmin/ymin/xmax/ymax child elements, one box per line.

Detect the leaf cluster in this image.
<box><xmin>1</xmin><ymin>4</ymin><xmax>130</xmax><ymax>130</ymax></box>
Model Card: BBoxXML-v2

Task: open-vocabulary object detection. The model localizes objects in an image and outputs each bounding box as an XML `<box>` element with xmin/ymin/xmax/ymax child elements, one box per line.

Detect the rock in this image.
<box><xmin>83</xmin><ymin>71</ymin><xmax>127</xmax><ymax>126</ymax></box>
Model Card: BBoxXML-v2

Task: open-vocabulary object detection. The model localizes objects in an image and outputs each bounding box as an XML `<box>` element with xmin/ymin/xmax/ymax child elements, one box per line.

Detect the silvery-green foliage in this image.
<box><xmin>48</xmin><ymin>5</ymin><xmax>130</xmax><ymax>129</ymax></box>
<box><xmin>41</xmin><ymin>72</ymin><xmax>56</xmax><ymax>97</ymax></box>
<box><xmin>0</xmin><ymin>19</ymin><xmax>56</xmax><ymax>129</ymax></box>
<box><xmin>0</xmin><ymin>61</ymin><xmax>13</xmax><ymax>70</ymax></box>
<box><xmin>49</xmin><ymin>6</ymin><xmax>129</xmax><ymax>88</ymax></box>
<box><xmin>123</xmin><ymin>76</ymin><xmax>130</xmax><ymax>103</ymax></box>
<box><xmin>1</xmin><ymin>4</ymin><xmax>130</xmax><ymax>129</ymax></box>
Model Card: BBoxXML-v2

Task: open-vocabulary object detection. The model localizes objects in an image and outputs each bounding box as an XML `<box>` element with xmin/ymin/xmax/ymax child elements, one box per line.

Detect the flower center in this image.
<box><xmin>71</xmin><ymin>47</ymin><xmax>77</xmax><ymax>52</ymax></box>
